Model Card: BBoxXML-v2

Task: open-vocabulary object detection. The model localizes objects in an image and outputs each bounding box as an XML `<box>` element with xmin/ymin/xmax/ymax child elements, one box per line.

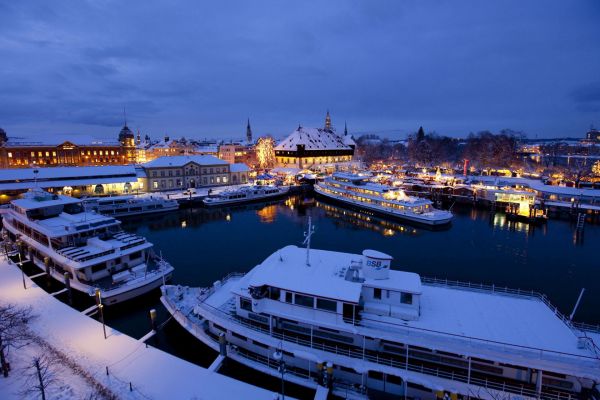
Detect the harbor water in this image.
<box><xmin>82</xmin><ymin>194</ymin><xmax>600</xmax><ymax>395</ymax></box>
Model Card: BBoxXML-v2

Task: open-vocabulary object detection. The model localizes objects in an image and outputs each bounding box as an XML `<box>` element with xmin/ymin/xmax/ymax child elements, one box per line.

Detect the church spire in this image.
<box><xmin>324</xmin><ymin>110</ymin><xmax>332</xmax><ymax>130</ymax></box>
<box><xmin>344</xmin><ymin>121</ymin><xmax>348</xmax><ymax>136</ymax></box>
<box><xmin>246</xmin><ymin>118</ymin><xmax>253</xmax><ymax>143</ymax></box>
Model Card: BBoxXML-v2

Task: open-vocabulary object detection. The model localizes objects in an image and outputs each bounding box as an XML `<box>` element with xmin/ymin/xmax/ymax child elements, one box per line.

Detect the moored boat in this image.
<box><xmin>82</xmin><ymin>194</ymin><xmax>179</xmax><ymax>218</ymax></box>
<box><xmin>162</xmin><ymin>230</ymin><xmax>600</xmax><ymax>400</ymax></box>
<box><xmin>315</xmin><ymin>173</ymin><xmax>452</xmax><ymax>226</ymax></box>
<box><xmin>3</xmin><ymin>189</ymin><xmax>174</xmax><ymax>305</ymax></box>
<box><xmin>203</xmin><ymin>185</ymin><xmax>290</xmax><ymax>207</ymax></box>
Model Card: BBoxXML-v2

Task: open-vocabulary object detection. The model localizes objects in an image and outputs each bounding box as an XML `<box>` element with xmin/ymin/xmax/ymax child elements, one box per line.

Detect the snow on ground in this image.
<box><xmin>0</xmin><ymin>338</ymin><xmax>102</xmax><ymax>400</ymax></box>
<box><xmin>0</xmin><ymin>257</ymin><xmax>279</xmax><ymax>400</ymax></box>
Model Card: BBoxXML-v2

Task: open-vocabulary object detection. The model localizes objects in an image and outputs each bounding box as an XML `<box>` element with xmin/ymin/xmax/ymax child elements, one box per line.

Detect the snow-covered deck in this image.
<box><xmin>0</xmin><ymin>259</ymin><xmax>278</xmax><ymax>399</ymax></box>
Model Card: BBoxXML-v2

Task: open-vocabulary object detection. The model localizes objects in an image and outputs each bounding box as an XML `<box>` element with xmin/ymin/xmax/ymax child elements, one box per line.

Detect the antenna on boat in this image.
<box><xmin>569</xmin><ymin>288</ymin><xmax>586</xmax><ymax>321</ymax></box>
<box><xmin>302</xmin><ymin>216</ymin><xmax>315</xmax><ymax>266</ymax></box>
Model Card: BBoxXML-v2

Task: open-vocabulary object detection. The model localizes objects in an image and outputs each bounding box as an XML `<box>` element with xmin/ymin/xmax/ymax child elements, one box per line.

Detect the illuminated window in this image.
<box><xmin>7</xmin><ymin>152</ymin><xmax>12</xmax><ymax>158</ymax></box>
<box><xmin>111</xmin><ymin>150</ymin><xmax>114</xmax><ymax>155</ymax></box>
<box><xmin>99</xmin><ymin>151</ymin><xmax>103</xmax><ymax>155</ymax></box>
<box><xmin>45</xmin><ymin>151</ymin><xmax>49</xmax><ymax>157</ymax></box>
<box><xmin>38</xmin><ymin>151</ymin><xmax>42</xmax><ymax>157</ymax></box>
<box><xmin>31</xmin><ymin>151</ymin><xmax>35</xmax><ymax>157</ymax></box>
<box><xmin>52</xmin><ymin>151</ymin><xmax>56</xmax><ymax>156</ymax></box>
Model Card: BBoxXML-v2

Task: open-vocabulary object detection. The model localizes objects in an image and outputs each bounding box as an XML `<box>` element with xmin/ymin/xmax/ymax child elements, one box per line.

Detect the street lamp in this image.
<box><xmin>272</xmin><ymin>348</ymin><xmax>285</xmax><ymax>400</ymax></box>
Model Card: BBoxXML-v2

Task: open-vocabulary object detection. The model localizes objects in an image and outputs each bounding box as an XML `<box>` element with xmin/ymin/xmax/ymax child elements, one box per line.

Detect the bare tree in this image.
<box><xmin>0</xmin><ymin>304</ymin><xmax>35</xmax><ymax>377</ymax></box>
<box><xmin>19</xmin><ymin>354</ymin><xmax>56</xmax><ymax>400</ymax></box>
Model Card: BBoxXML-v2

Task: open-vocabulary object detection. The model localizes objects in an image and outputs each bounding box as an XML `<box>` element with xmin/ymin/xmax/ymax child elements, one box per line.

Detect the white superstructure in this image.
<box><xmin>82</xmin><ymin>195</ymin><xmax>179</xmax><ymax>218</ymax></box>
<box><xmin>162</xmin><ymin>245</ymin><xmax>600</xmax><ymax>400</ymax></box>
<box><xmin>203</xmin><ymin>185</ymin><xmax>289</xmax><ymax>207</ymax></box>
<box><xmin>3</xmin><ymin>189</ymin><xmax>174</xmax><ymax>305</ymax></box>
<box><xmin>315</xmin><ymin>173</ymin><xmax>453</xmax><ymax>226</ymax></box>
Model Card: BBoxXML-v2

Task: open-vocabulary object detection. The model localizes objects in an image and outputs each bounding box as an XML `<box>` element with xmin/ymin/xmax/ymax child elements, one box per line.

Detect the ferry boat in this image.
<box><xmin>2</xmin><ymin>189</ymin><xmax>174</xmax><ymax>305</ymax></box>
<box><xmin>315</xmin><ymin>173</ymin><xmax>453</xmax><ymax>226</ymax></box>
<box><xmin>82</xmin><ymin>195</ymin><xmax>179</xmax><ymax>218</ymax></box>
<box><xmin>203</xmin><ymin>185</ymin><xmax>289</xmax><ymax>207</ymax></box>
<box><xmin>162</xmin><ymin>226</ymin><xmax>600</xmax><ymax>400</ymax></box>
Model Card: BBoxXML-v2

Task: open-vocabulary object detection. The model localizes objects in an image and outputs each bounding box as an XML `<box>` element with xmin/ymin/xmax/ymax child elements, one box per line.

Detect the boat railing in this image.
<box><xmin>421</xmin><ymin>277</ymin><xmax>600</xmax><ymax>335</ymax></box>
<box><xmin>188</xmin><ymin>299</ymin><xmax>574</xmax><ymax>400</ymax></box>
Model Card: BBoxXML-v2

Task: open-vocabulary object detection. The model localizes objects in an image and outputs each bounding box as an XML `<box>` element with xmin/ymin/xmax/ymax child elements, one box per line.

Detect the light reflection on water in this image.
<box><xmin>115</xmin><ymin>194</ymin><xmax>600</xmax><ymax>333</ymax></box>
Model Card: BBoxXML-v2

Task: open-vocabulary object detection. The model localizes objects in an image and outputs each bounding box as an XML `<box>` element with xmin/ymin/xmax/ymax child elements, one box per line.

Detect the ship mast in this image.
<box><xmin>303</xmin><ymin>216</ymin><xmax>315</xmax><ymax>266</ymax></box>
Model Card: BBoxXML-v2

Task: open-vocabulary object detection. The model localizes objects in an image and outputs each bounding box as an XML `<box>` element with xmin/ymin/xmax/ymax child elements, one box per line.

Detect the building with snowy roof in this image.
<box><xmin>141</xmin><ymin>155</ymin><xmax>248</xmax><ymax>191</ymax></box>
<box><xmin>0</xmin><ymin>165</ymin><xmax>144</xmax><ymax>203</ymax></box>
<box><xmin>274</xmin><ymin>112</ymin><xmax>356</xmax><ymax>171</ymax></box>
<box><xmin>0</xmin><ymin>123</ymin><xmax>140</xmax><ymax>168</ymax></box>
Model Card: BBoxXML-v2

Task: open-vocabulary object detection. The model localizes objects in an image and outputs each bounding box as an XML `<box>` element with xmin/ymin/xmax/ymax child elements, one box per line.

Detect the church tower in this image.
<box><xmin>246</xmin><ymin>118</ymin><xmax>253</xmax><ymax>144</ymax></box>
<box><xmin>324</xmin><ymin>110</ymin><xmax>332</xmax><ymax>131</ymax></box>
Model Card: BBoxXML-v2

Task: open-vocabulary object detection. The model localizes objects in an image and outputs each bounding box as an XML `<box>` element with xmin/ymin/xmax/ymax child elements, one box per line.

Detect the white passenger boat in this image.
<box><xmin>315</xmin><ymin>173</ymin><xmax>452</xmax><ymax>226</ymax></box>
<box><xmin>3</xmin><ymin>189</ymin><xmax>174</xmax><ymax>305</ymax></box>
<box><xmin>162</xmin><ymin>224</ymin><xmax>600</xmax><ymax>400</ymax></box>
<box><xmin>203</xmin><ymin>185</ymin><xmax>289</xmax><ymax>207</ymax></box>
<box><xmin>82</xmin><ymin>195</ymin><xmax>179</xmax><ymax>218</ymax></box>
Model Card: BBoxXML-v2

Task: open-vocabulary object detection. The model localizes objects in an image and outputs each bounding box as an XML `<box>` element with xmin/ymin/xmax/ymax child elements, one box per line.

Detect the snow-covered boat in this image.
<box><xmin>162</xmin><ymin>227</ymin><xmax>600</xmax><ymax>400</ymax></box>
<box><xmin>82</xmin><ymin>195</ymin><xmax>179</xmax><ymax>218</ymax></box>
<box><xmin>202</xmin><ymin>185</ymin><xmax>289</xmax><ymax>207</ymax></box>
<box><xmin>315</xmin><ymin>173</ymin><xmax>453</xmax><ymax>226</ymax></box>
<box><xmin>2</xmin><ymin>189</ymin><xmax>174</xmax><ymax>305</ymax></box>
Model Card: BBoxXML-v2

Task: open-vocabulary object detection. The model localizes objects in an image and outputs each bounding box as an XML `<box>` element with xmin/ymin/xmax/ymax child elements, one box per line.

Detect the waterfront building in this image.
<box><xmin>0</xmin><ymin>165</ymin><xmax>144</xmax><ymax>203</ymax></box>
<box><xmin>274</xmin><ymin>113</ymin><xmax>356</xmax><ymax>171</ymax></box>
<box><xmin>583</xmin><ymin>126</ymin><xmax>600</xmax><ymax>144</ymax></box>
<box><xmin>141</xmin><ymin>155</ymin><xmax>249</xmax><ymax>191</ymax></box>
<box><xmin>0</xmin><ymin>124</ymin><xmax>140</xmax><ymax>168</ymax></box>
<box><xmin>144</xmin><ymin>136</ymin><xmax>219</xmax><ymax>162</ymax></box>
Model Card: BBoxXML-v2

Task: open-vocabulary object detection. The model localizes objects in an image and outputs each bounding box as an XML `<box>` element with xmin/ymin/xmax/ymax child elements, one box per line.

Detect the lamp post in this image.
<box><xmin>95</xmin><ymin>289</ymin><xmax>107</xmax><ymax>339</ymax></box>
<box><xmin>272</xmin><ymin>349</ymin><xmax>285</xmax><ymax>400</ymax></box>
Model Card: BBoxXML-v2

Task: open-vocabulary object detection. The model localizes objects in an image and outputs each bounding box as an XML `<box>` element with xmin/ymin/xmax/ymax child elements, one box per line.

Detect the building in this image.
<box><xmin>144</xmin><ymin>136</ymin><xmax>219</xmax><ymax>162</ymax></box>
<box><xmin>274</xmin><ymin>113</ymin><xmax>355</xmax><ymax>170</ymax></box>
<box><xmin>0</xmin><ymin>165</ymin><xmax>143</xmax><ymax>203</ymax></box>
<box><xmin>141</xmin><ymin>155</ymin><xmax>249</xmax><ymax>192</ymax></box>
<box><xmin>584</xmin><ymin>126</ymin><xmax>600</xmax><ymax>143</ymax></box>
<box><xmin>0</xmin><ymin>124</ymin><xmax>140</xmax><ymax>168</ymax></box>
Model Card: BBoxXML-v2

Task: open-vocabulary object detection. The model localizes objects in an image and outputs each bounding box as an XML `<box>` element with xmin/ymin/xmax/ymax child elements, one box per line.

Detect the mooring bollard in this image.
<box><xmin>99</xmin><ymin>303</ymin><xmax>107</xmax><ymax>339</ymax></box>
<box><xmin>219</xmin><ymin>332</ymin><xmax>227</xmax><ymax>356</ymax></box>
<box><xmin>43</xmin><ymin>256</ymin><xmax>51</xmax><ymax>286</ymax></box>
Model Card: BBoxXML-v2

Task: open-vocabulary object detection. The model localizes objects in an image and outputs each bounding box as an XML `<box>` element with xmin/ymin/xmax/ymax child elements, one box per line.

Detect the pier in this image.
<box><xmin>0</xmin><ymin>258</ymin><xmax>279</xmax><ymax>399</ymax></box>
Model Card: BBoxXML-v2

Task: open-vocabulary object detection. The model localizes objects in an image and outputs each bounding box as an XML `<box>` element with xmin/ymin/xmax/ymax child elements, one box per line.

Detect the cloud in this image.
<box><xmin>0</xmin><ymin>0</ymin><xmax>599</xmax><ymax>139</ymax></box>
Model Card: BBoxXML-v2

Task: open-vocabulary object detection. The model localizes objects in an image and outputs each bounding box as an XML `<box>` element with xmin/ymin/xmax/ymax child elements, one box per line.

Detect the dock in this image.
<box><xmin>0</xmin><ymin>258</ymin><xmax>279</xmax><ymax>400</ymax></box>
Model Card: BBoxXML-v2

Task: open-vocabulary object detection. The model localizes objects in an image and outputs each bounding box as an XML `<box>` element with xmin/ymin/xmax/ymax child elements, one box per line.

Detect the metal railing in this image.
<box><xmin>184</xmin><ymin>297</ymin><xmax>576</xmax><ymax>400</ymax></box>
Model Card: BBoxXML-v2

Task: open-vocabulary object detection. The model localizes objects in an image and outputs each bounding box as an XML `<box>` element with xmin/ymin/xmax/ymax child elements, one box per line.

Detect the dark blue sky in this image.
<box><xmin>1</xmin><ymin>1</ymin><xmax>600</xmax><ymax>142</ymax></box>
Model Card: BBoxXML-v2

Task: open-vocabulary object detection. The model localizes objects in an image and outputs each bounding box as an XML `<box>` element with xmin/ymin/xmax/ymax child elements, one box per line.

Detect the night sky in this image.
<box><xmin>1</xmin><ymin>1</ymin><xmax>600</xmax><ymax>142</ymax></box>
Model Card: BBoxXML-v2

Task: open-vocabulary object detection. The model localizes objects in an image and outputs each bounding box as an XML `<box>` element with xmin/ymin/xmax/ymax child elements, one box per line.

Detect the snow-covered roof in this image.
<box><xmin>143</xmin><ymin>155</ymin><xmax>227</xmax><ymax>168</ymax></box>
<box><xmin>12</xmin><ymin>192</ymin><xmax>81</xmax><ymax>210</ymax></box>
<box><xmin>245</xmin><ymin>245</ymin><xmax>422</xmax><ymax>303</ymax></box>
<box><xmin>275</xmin><ymin>127</ymin><xmax>353</xmax><ymax>152</ymax></box>
<box><xmin>0</xmin><ymin>165</ymin><xmax>137</xmax><ymax>183</ymax></box>
<box><xmin>343</xmin><ymin>134</ymin><xmax>356</xmax><ymax>146</ymax></box>
<box><xmin>229</xmin><ymin>163</ymin><xmax>250</xmax><ymax>173</ymax></box>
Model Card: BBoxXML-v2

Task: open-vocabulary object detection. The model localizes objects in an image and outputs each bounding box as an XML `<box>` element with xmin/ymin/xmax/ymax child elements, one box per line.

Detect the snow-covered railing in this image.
<box><xmin>191</xmin><ymin>299</ymin><xmax>574</xmax><ymax>400</ymax></box>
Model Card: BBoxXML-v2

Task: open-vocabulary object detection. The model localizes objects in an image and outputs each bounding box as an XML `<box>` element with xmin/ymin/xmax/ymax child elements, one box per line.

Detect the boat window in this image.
<box><xmin>294</xmin><ymin>294</ymin><xmax>314</xmax><ymax>308</ymax></box>
<box><xmin>240</xmin><ymin>297</ymin><xmax>252</xmax><ymax>311</ymax></box>
<box><xmin>401</xmin><ymin>292</ymin><xmax>413</xmax><ymax>304</ymax></box>
<box><xmin>91</xmin><ymin>263</ymin><xmax>106</xmax><ymax>273</ymax></box>
<box><xmin>285</xmin><ymin>291</ymin><xmax>293</xmax><ymax>303</ymax></box>
<box><xmin>130</xmin><ymin>251</ymin><xmax>142</xmax><ymax>260</ymax></box>
<box><xmin>268</xmin><ymin>287</ymin><xmax>280</xmax><ymax>300</ymax></box>
<box><xmin>373</xmin><ymin>288</ymin><xmax>382</xmax><ymax>299</ymax></box>
<box><xmin>316</xmin><ymin>298</ymin><xmax>337</xmax><ymax>312</ymax></box>
<box><xmin>386</xmin><ymin>375</ymin><xmax>403</xmax><ymax>385</ymax></box>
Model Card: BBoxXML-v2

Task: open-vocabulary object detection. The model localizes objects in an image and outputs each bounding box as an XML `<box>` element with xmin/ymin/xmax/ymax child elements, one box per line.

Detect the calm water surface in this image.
<box><xmin>101</xmin><ymin>195</ymin><xmax>599</xmax><ymax>393</ymax></box>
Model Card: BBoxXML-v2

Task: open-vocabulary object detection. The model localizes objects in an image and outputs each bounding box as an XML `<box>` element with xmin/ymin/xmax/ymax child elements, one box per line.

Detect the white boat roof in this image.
<box><xmin>12</xmin><ymin>192</ymin><xmax>82</xmax><ymax>210</ymax></box>
<box><xmin>35</xmin><ymin>212</ymin><xmax>118</xmax><ymax>237</ymax></box>
<box><xmin>246</xmin><ymin>245</ymin><xmax>422</xmax><ymax>303</ymax></box>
